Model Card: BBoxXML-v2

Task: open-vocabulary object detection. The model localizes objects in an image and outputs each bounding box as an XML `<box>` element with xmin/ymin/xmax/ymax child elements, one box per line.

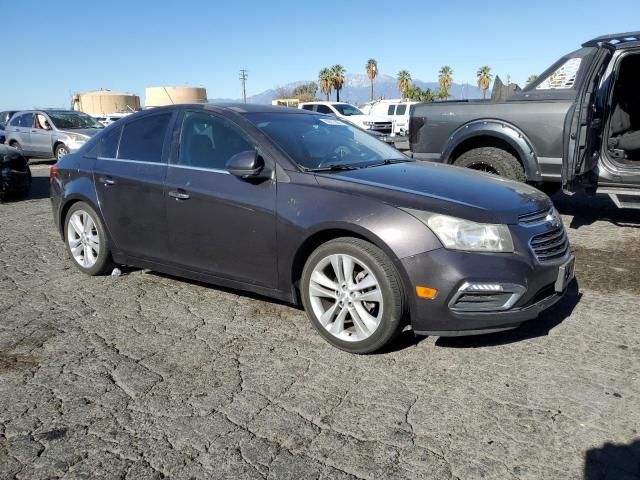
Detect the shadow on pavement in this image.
<box><xmin>551</xmin><ymin>191</ymin><xmax>640</xmax><ymax>229</ymax></box>
<box><xmin>27</xmin><ymin>175</ymin><xmax>51</xmax><ymax>200</ymax></box>
<box><xmin>434</xmin><ymin>279</ymin><xmax>581</xmax><ymax>349</ymax></box>
<box><xmin>584</xmin><ymin>438</ymin><xmax>640</xmax><ymax>479</ymax></box>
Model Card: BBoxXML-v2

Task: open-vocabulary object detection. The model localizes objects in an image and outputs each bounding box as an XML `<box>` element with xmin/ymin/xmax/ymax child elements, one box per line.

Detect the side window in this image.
<box><xmin>536</xmin><ymin>58</ymin><xmax>582</xmax><ymax>90</ymax></box>
<box><xmin>97</xmin><ymin>125</ymin><xmax>122</xmax><ymax>158</ymax></box>
<box><xmin>118</xmin><ymin>113</ymin><xmax>172</xmax><ymax>163</ymax></box>
<box><xmin>9</xmin><ymin>114</ymin><xmax>23</xmax><ymax>127</ymax></box>
<box><xmin>302</xmin><ymin>105</ymin><xmax>314</xmax><ymax>111</ymax></box>
<box><xmin>387</xmin><ymin>105</ymin><xmax>396</xmax><ymax>115</ymax></box>
<box><xmin>316</xmin><ymin>105</ymin><xmax>333</xmax><ymax>114</ymax></box>
<box><xmin>12</xmin><ymin>113</ymin><xmax>33</xmax><ymax>127</ymax></box>
<box><xmin>178</xmin><ymin>111</ymin><xmax>254</xmax><ymax>170</ymax></box>
<box><xmin>396</xmin><ymin>104</ymin><xmax>407</xmax><ymax>115</ymax></box>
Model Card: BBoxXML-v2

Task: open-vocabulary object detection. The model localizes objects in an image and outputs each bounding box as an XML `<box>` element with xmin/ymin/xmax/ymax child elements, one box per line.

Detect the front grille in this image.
<box><xmin>529</xmin><ymin>226</ymin><xmax>569</xmax><ymax>262</ymax></box>
<box><xmin>518</xmin><ymin>208</ymin><xmax>551</xmax><ymax>226</ymax></box>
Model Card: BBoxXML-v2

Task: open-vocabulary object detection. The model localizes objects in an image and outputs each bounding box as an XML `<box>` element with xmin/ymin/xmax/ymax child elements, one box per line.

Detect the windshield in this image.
<box><xmin>332</xmin><ymin>104</ymin><xmax>363</xmax><ymax>116</ymax></box>
<box><xmin>48</xmin><ymin>112</ymin><xmax>104</xmax><ymax>130</ymax></box>
<box><xmin>245</xmin><ymin>113</ymin><xmax>407</xmax><ymax>170</ymax></box>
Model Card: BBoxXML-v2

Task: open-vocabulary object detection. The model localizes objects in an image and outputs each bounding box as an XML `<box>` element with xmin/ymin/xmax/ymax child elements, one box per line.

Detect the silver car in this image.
<box><xmin>5</xmin><ymin>110</ymin><xmax>104</xmax><ymax>160</ymax></box>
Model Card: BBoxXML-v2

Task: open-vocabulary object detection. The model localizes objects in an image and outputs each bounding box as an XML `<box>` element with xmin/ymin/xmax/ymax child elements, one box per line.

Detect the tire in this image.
<box><xmin>9</xmin><ymin>141</ymin><xmax>21</xmax><ymax>153</ymax></box>
<box><xmin>454</xmin><ymin>147</ymin><xmax>525</xmax><ymax>182</ymax></box>
<box><xmin>301</xmin><ymin>237</ymin><xmax>405</xmax><ymax>354</ymax></box>
<box><xmin>55</xmin><ymin>143</ymin><xmax>69</xmax><ymax>160</ymax></box>
<box><xmin>64</xmin><ymin>202</ymin><xmax>114</xmax><ymax>276</ymax></box>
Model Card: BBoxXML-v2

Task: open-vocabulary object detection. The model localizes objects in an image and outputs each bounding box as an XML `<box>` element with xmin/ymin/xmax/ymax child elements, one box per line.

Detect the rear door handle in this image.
<box><xmin>168</xmin><ymin>190</ymin><xmax>190</xmax><ymax>200</ymax></box>
<box><xmin>99</xmin><ymin>176</ymin><xmax>115</xmax><ymax>186</ymax></box>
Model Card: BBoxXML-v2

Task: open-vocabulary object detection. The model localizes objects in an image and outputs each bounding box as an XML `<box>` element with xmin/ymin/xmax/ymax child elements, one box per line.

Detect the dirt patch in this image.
<box><xmin>571</xmin><ymin>237</ymin><xmax>640</xmax><ymax>294</ymax></box>
<box><xmin>0</xmin><ymin>351</ymin><xmax>38</xmax><ymax>372</ymax></box>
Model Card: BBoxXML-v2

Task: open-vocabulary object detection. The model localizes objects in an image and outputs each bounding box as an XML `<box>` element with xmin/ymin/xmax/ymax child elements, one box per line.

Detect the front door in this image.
<box><xmin>562</xmin><ymin>48</ymin><xmax>612</xmax><ymax>190</ymax></box>
<box><xmin>93</xmin><ymin>112</ymin><xmax>174</xmax><ymax>261</ymax></box>
<box><xmin>30</xmin><ymin>113</ymin><xmax>54</xmax><ymax>157</ymax></box>
<box><xmin>165</xmin><ymin>110</ymin><xmax>278</xmax><ymax>287</ymax></box>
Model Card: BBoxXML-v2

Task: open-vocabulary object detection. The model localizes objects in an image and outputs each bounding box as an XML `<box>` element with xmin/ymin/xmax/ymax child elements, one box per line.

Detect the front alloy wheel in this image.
<box><xmin>308</xmin><ymin>253</ymin><xmax>383</xmax><ymax>342</ymax></box>
<box><xmin>55</xmin><ymin>144</ymin><xmax>69</xmax><ymax>160</ymax></box>
<box><xmin>301</xmin><ymin>238</ymin><xmax>405</xmax><ymax>354</ymax></box>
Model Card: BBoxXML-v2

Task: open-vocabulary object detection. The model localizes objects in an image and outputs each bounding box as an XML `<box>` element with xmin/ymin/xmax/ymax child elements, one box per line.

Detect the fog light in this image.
<box><xmin>416</xmin><ymin>286</ymin><xmax>438</xmax><ymax>300</ymax></box>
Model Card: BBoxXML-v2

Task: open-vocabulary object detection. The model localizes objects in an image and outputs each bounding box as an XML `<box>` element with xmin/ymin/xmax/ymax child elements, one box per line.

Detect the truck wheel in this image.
<box><xmin>55</xmin><ymin>144</ymin><xmax>69</xmax><ymax>160</ymax></box>
<box><xmin>454</xmin><ymin>147</ymin><xmax>525</xmax><ymax>182</ymax></box>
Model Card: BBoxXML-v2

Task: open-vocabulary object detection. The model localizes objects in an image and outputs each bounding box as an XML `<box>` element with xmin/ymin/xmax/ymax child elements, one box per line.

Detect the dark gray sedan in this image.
<box><xmin>50</xmin><ymin>104</ymin><xmax>575</xmax><ymax>353</ymax></box>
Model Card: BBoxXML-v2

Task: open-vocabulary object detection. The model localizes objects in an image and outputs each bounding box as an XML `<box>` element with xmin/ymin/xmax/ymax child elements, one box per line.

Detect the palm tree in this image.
<box><xmin>331</xmin><ymin>64</ymin><xmax>346</xmax><ymax>102</ymax></box>
<box><xmin>397</xmin><ymin>70</ymin><xmax>412</xmax><ymax>99</ymax></box>
<box><xmin>477</xmin><ymin>66</ymin><xmax>493</xmax><ymax>99</ymax></box>
<box><xmin>438</xmin><ymin>66</ymin><xmax>453</xmax><ymax>99</ymax></box>
<box><xmin>366</xmin><ymin>59</ymin><xmax>378</xmax><ymax>101</ymax></box>
<box><xmin>526</xmin><ymin>74</ymin><xmax>538</xmax><ymax>85</ymax></box>
<box><xmin>318</xmin><ymin>68</ymin><xmax>333</xmax><ymax>101</ymax></box>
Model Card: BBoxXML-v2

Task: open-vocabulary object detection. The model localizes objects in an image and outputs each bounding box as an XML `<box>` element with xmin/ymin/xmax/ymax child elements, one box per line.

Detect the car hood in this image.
<box><xmin>315</xmin><ymin>161</ymin><xmax>551</xmax><ymax>224</ymax></box>
<box><xmin>60</xmin><ymin>128</ymin><xmax>103</xmax><ymax>137</ymax></box>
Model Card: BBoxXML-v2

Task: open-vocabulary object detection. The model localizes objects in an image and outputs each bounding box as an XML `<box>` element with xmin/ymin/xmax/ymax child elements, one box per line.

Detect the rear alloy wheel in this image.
<box><xmin>301</xmin><ymin>238</ymin><xmax>405</xmax><ymax>354</ymax></box>
<box><xmin>55</xmin><ymin>144</ymin><xmax>69</xmax><ymax>160</ymax></box>
<box><xmin>454</xmin><ymin>147</ymin><xmax>525</xmax><ymax>182</ymax></box>
<box><xmin>64</xmin><ymin>202</ymin><xmax>113</xmax><ymax>275</ymax></box>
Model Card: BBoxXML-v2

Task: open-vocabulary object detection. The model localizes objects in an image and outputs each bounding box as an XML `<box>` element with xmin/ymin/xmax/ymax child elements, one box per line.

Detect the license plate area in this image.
<box><xmin>554</xmin><ymin>255</ymin><xmax>575</xmax><ymax>292</ymax></box>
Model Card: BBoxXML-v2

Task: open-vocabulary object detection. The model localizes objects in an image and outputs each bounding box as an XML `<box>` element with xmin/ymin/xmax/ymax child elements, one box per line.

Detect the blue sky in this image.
<box><xmin>2</xmin><ymin>0</ymin><xmax>639</xmax><ymax>109</ymax></box>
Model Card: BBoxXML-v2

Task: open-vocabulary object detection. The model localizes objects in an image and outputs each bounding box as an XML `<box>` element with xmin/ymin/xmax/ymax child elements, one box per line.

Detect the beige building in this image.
<box><xmin>71</xmin><ymin>90</ymin><xmax>140</xmax><ymax>115</ymax></box>
<box><xmin>145</xmin><ymin>86</ymin><xmax>207</xmax><ymax>108</ymax></box>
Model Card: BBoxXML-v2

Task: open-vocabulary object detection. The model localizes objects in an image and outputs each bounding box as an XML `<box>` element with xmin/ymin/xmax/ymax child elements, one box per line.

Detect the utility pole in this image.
<box><xmin>239</xmin><ymin>69</ymin><xmax>248</xmax><ymax>103</ymax></box>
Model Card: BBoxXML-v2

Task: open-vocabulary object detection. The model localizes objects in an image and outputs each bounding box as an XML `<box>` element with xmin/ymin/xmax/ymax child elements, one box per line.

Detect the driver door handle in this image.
<box><xmin>168</xmin><ymin>190</ymin><xmax>190</xmax><ymax>200</ymax></box>
<box><xmin>99</xmin><ymin>176</ymin><xmax>115</xmax><ymax>186</ymax></box>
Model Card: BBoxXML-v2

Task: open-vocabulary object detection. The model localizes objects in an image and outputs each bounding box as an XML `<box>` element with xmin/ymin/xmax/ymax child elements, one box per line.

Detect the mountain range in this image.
<box><xmin>210</xmin><ymin>74</ymin><xmax>487</xmax><ymax>105</ymax></box>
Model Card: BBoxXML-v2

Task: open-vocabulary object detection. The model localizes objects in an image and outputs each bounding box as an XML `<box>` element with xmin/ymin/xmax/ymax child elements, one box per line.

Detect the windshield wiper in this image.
<box><xmin>362</xmin><ymin>158</ymin><xmax>413</xmax><ymax>168</ymax></box>
<box><xmin>304</xmin><ymin>164</ymin><xmax>360</xmax><ymax>173</ymax></box>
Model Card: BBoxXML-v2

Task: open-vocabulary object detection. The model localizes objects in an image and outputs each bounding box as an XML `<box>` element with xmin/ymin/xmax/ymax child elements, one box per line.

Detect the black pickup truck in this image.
<box><xmin>409</xmin><ymin>31</ymin><xmax>640</xmax><ymax>208</ymax></box>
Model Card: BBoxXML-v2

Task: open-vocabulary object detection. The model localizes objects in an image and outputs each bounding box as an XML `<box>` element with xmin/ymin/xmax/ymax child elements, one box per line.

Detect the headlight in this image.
<box><xmin>362</xmin><ymin>121</ymin><xmax>374</xmax><ymax>126</ymax></box>
<box><xmin>67</xmin><ymin>134</ymin><xmax>88</xmax><ymax>143</ymax></box>
<box><xmin>403</xmin><ymin>209</ymin><xmax>514</xmax><ymax>253</ymax></box>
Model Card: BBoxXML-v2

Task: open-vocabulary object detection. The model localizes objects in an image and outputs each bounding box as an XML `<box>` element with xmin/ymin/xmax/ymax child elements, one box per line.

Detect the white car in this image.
<box><xmin>365</xmin><ymin>100</ymin><xmax>418</xmax><ymax>136</ymax></box>
<box><xmin>298</xmin><ymin>102</ymin><xmax>392</xmax><ymax>134</ymax></box>
<box><xmin>93</xmin><ymin>112</ymin><xmax>131</xmax><ymax>127</ymax></box>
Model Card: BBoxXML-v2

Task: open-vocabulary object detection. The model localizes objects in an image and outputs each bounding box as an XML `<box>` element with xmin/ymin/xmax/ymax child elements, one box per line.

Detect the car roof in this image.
<box><xmin>583</xmin><ymin>31</ymin><xmax>640</xmax><ymax>48</ymax></box>
<box><xmin>299</xmin><ymin>101</ymin><xmax>349</xmax><ymax>106</ymax></box>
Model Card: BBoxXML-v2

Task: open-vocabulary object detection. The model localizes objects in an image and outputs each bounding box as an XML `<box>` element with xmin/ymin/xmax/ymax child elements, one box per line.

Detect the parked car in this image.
<box><xmin>93</xmin><ymin>112</ymin><xmax>130</xmax><ymax>127</ymax></box>
<box><xmin>51</xmin><ymin>104</ymin><xmax>574</xmax><ymax>353</ymax></box>
<box><xmin>0</xmin><ymin>144</ymin><xmax>31</xmax><ymax>201</ymax></box>
<box><xmin>409</xmin><ymin>31</ymin><xmax>640</xmax><ymax>208</ymax></box>
<box><xmin>363</xmin><ymin>100</ymin><xmax>418</xmax><ymax>136</ymax></box>
<box><xmin>0</xmin><ymin>110</ymin><xmax>18</xmax><ymax>144</ymax></box>
<box><xmin>299</xmin><ymin>101</ymin><xmax>392</xmax><ymax>134</ymax></box>
<box><xmin>5</xmin><ymin>110</ymin><xmax>104</xmax><ymax>160</ymax></box>
<box><xmin>339</xmin><ymin>117</ymin><xmax>395</xmax><ymax>145</ymax></box>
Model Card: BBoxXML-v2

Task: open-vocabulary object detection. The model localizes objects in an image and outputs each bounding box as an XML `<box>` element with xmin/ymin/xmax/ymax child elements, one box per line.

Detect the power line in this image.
<box><xmin>239</xmin><ymin>69</ymin><xmax>248</xmax><ymax>103</ymax></box>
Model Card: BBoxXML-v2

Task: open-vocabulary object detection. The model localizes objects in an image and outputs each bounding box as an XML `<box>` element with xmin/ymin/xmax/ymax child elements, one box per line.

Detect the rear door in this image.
<box><xmin>9</xmin><ymin>113</ymin><xmax>33</xmax><ymax>153</ymax></box>
<box><xmin>562</xmin><ymin>48</ymin><xmax>612</xmax><ymax>189</ymax></box>
<box><xmin>93</xmin><ymin>111</ymin><xmax>175</xmax><ymax>261</ymax></box>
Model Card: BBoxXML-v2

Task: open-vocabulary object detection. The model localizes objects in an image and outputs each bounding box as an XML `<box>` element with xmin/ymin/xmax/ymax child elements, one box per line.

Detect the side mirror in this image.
<box><xmin>226</xmin><ymin>150</ymin><xmax>266</xmax><ymax>179</ymax></box>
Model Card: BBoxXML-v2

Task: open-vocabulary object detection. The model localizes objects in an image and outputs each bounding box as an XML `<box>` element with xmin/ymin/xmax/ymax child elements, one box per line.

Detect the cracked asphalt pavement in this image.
<box><xmin>1</xmin><ymin>166</ymin><xmax>639</xmax><ymax>479</ymax></box>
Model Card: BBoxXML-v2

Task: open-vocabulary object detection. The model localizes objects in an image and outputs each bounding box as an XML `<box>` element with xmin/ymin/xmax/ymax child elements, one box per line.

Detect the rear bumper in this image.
<box><xmin>399</xmin><ymin>247</ymin><xmax>570</xmax><ymax>335</ymax></box>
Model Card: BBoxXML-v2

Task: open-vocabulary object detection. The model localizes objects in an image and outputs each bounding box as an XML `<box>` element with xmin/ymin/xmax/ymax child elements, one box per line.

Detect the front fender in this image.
<box><xmin>442</xmin><ymin>119</ymin><xmax>542</xmax><ymax>182</ymax></box>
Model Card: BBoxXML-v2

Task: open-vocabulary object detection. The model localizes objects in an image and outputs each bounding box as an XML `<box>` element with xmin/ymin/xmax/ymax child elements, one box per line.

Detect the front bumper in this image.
<box><xmin>399</xmin><ymin>247</ymin><xmax>570</xmax><ymax>336</ymax></box>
